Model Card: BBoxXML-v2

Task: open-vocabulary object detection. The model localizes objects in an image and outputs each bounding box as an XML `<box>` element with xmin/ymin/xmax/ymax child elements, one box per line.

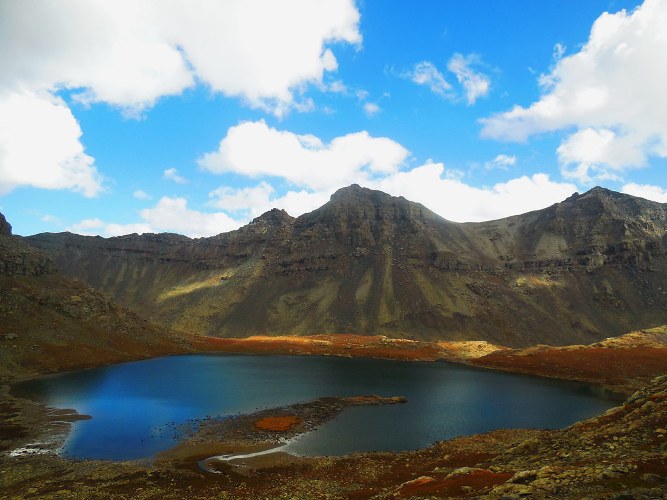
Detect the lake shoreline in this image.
<box><xmin>2</xmin><ymin>375</ymin><xmax>665</xmax><ymax>498</ymax></box>
<box><xmin>3</xmin><ymin>328</ymin><xmax>665</xmax><ymax>463</ymax></box>
<box><xmin>1</xmin><ymin>342</ymin><xmax>665</xmax><ymax>498</ymax></box>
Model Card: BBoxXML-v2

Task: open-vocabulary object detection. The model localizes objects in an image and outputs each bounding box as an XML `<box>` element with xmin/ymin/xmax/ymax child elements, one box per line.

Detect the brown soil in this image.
<box><xmin>253</xmin><ymin>415</ymin><xmax>301</xmax><ymax>431</ymax></box>
<box><xmin>192</xmin><ymin>333</ymin><xmax>511</xmax><ymax>367</ymax></box>
<box><xmin>473</xmin><ymin>344</ymin><xmax>667</xmax><ymax>395</ymax></box>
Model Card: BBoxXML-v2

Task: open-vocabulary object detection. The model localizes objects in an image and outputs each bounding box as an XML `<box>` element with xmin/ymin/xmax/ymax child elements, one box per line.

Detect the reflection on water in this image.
<box><xmin>13</xmin><ymin>354</ymin><xmax>618</xmax><ymax>460</ymax></box>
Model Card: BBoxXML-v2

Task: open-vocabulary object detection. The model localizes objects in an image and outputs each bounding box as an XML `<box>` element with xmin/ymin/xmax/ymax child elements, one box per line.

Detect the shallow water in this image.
<box><xmin>13</xmin><ymin>354</ymin><xmax>617</xmax><ymax>460</ymax></box>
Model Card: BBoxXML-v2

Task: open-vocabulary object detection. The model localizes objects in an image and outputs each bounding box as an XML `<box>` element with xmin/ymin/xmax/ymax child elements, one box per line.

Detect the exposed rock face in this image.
<box><xmin>25</xmin><ymin>186</ymin><xmax>667</xmax><ymax>347</ymax></box>
<box><xmin>0</xmin><ymin>212</ymin><xmax>55</xmax><ymax>277</ymax></box>
<box><xmin>0</xmin><ymin>212</ymin><xmax>11</xmax><ymax>236</ymax></box>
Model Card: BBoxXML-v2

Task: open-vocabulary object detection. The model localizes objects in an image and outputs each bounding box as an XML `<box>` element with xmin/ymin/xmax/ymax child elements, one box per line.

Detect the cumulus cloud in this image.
<box><xmin>140</xmin><ymin>197</ymin><xmax>240</xmax><ymax>237</ymax></box>
<box><xmin>69</xmin><ymin>166</ymin><xmax>580</xmax><ymax>237</ymax></box>
<box><xmin>447</xmin><ymin>53</ymin><xmax>491</xmax><ymax>105</ymax></box>
<box><xmin>198</xmin><ymin>121</ymin><xmax>577</xmax><ymax>225</ymax></box>
<box><xmin>208</xmin><ymin>182</ymin><xmax>330</xmax><ymax>220</ymax></box>
<box><xmin>70</xmin><ymin>197</ymin><xmax>242</xmax><ymax>238</ymax></box>
<box><xmin>368</xmin><ymin>162</ymin><xmax>577</xmax><ymax>222</ymax></box>
<box><xmin>198</xmin><ymin>120</ymin><xmax>410</xmax><ymax>191</ymax></box>
<box><xmin>0</xmin><ymin>92</ymin><xmax>102</xmax><ymax>196</ymax></box>
<box><xmin>480</xmin><ymin>0</ymin><xmax>667</xmax><ymax>183</ymax></box>
<box><xmin>206</xmin><ymin>168</ymin><xmax>578</xmax><ymax>229</ymax></box>
<box><xmin>208</xmin><ymin>182</ymin><xmax>275</xmax><ymax>214</ymax></box>
<box><xmin>0</xmin><ymin>0</ymin><xmax>360</xmax><ymax>115</ymax></box>
<box><xmin>163</xmin><ymin>168</ymin><xmax>188</xmax><ymax>184</ymax></box>
<box><xmin>0</xmin><ymin>0</ymin><xmax>361</xmax><ymax>196</ymax></box>
<box><xmin>622</xmin><ymin>182</ymin><xmax>667</xmax><ymax>203</ymax></box>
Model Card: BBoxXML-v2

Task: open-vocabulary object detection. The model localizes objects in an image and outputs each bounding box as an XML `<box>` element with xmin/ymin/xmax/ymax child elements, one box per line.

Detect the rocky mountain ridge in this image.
<box><xmin>25</xmin><ymin>185</ymin><xmax>667</xmax><ymax>347</ymax></box>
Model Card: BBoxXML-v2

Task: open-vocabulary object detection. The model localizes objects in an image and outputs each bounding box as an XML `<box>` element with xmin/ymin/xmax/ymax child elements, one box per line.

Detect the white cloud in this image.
<box><xmin>133</xmin><ymin>190</ymin><xmax>151</xmax><ymax>200</ymax></box>
<box><xmin>208</xmin><ymin>182</ymin><xmax>330</xmax><ymax>220</ymax></box>
<box><xmin>140</xmin><ymin>197</ymin><xmax>240</xmax><ymax>237</ymax></box>
<box><xmin>69</xmin><ymin>167</ymin><xmax>580</xmax><ymax>237</ymax></box>
<box><xmin>0</xmin><ymin>91</ymin><xmax>102</xmax><ymax>196</ymax></box>
<box><xmin>40</xmin><ymin>214</ymin><xmax>61</xmax><ymax>225</ymax></box>
<box><xmin>409</xmin><ymin>61</ymin><xmax>453</xmax><ymax>98</ymax></box>
<box><xmin>163</xmin><ymin>168</ymin><xmax>188</xmax><ymax>184</ymax></box>
<box><xmin>199</xmin><ymin>121</ymin><xmax>577</xmax><ymax>226</ymax></box>
<box><xmin>208</xmin><ymin>182</ymin><xmax>275</xmax><ymax>214</ymax></box>
<box><xmin>480</xmin><ymin>0</ymin><xmax>667</xmax><ymax>183</ymax></box>
<box><xmin>447</xmin><ymin>53</ymin><xmax>490</xmax><ymax>105</ymax></box>
<box><xmin>328</xmin><ymin>80</ymin><xmax>348</xmax><ymax>93</ymax></box>
<box><xmin>622</xmin><ymin>182</ymin><xmax>667</xmax><ymax>203</ymax></box>
<box><xmin>198</xmin><ymin>120</ymin><xmax>410</xmax><ymax>191</ymax></box>
<box><xmin>0</xmin><ymin>0</ymin><xmax>361</xmax><ymax>196</ymax></box>
<box><xmin>0</xmin><ymin>0</ymin><xmax>360</xmax><ymax>115</ymax></box>
<box><xmin>484</xmin><ymin>154</ymin><xmax>516</xmax><ymax>171</ymax></box>
<box><xmin>68</xmin><ymin>218</ymin><xmax>104</xmax><ymax>233</ymax></box>
<box><xmin>363</xmin><ymin>102</ymin><xmax>381</xmax><ymax>116</ymax></box>
<box><xmin>369</xmin><ymin>162</ymin><xmax>578</xmax><ymax>222</ymax></box>
<box><xmin>69</xmin><ymin>197</ymin><xmax>242</xmax><ymax>238</ymax></box>
<box><xmin>406</xmin><ymin>55</ymin><xmax>490</xmax><ymax>105</ymax></box>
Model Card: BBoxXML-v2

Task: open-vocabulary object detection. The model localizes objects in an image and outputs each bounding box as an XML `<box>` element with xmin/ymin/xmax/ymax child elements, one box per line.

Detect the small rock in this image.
<box><xmin>509</xmin><ymin>469</ymin><xmax>538</xmax><ymax>484</ymax></box>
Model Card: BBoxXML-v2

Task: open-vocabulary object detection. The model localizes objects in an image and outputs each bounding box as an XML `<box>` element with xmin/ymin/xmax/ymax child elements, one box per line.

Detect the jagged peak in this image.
<box><xmin>251</xmin><ymin>208</ymin><xmax>294</xmax><ymax>226</ymax></box>
<box><xmin>560</xmin><ymin>185</ymin><xmax>666</xmax><ymax>209</ymax></box>
<box><xmin>0</xmin><ymin>212</ymin><xmax>12</xmax><ymax>236</ymax></box>
<box><xmin>329</xmin><ymin>184</ymin><xmax>396</xmax><ymax>204</ymax></box>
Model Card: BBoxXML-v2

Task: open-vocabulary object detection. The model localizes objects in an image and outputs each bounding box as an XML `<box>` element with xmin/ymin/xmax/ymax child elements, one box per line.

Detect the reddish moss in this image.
<box><xmin>253</xmin><ymin>415</ymin><xmax>301</xmax><ymax>431</ymax></box>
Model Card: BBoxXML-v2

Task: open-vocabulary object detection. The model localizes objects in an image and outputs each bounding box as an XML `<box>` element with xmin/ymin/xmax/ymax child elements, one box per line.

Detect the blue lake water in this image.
<box><xmin>13</xmin><ymin>354</ymin><xmax>618</xmax><ymax>460</ymax></box>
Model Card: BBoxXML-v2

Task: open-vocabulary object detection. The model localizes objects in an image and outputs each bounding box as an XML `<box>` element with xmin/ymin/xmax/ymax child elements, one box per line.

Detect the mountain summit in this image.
<box><xmin>25</xmin><ymin>186</ymin><xmax>667</xmax><ymax>347</ymax></box>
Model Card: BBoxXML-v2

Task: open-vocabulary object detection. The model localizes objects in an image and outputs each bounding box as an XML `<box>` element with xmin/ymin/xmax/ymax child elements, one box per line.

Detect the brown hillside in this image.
<box><xmin>25</xmin><ymin>185</ymin><xmax>667</xmax><ymax>347</ymax></box>
<box><xmin>0</xmin><ymin>217</ymin><xmax>195</xmax><ymax>382</ymax></box>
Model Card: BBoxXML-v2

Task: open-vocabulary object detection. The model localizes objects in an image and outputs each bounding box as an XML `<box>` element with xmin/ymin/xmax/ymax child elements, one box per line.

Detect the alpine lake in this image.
<box><xmin>13</xmin><ymin>354</ymin><xmax>618</xmax><ymax>460</ymax></box>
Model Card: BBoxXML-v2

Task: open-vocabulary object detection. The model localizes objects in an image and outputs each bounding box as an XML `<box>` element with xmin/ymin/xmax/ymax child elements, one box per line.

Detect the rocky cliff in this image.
<box><xmin>0</xmin><ymin>212</ymin><xmax>11</xmax><ymax>236</ymax></box>
<box><xmin>25</xmin><ymin>185</ymin><xmax>667</xmax><ymax>347</ymax></box>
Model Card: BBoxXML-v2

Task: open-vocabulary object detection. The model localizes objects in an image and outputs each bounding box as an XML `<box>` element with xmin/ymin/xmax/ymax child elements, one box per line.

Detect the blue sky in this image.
<box><xmin>1</xmin><ymin>0</ymin><xmax>665</xmax><ymax>237</ymax></box>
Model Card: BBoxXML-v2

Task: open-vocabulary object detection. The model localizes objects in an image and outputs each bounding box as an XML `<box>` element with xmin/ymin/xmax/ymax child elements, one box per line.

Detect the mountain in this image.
<box><xmin>24</xmin><ymin>185</ymin><xmax>667</xmax><ymax>347</ymax></box>
<box><xmin>0</xmin><ymin>214</ymin><xmax>195</xmax><ymax>381</ymax></box>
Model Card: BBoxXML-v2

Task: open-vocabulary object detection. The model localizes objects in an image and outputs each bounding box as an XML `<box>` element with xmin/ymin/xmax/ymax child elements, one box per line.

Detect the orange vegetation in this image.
<box><xmin>192</xmin><ymin>330</ymin><xmax>667</xmax><ymax>395</ymax></box>
<box><xmin>473</xmin><ymin>346</ymin><xmax>667</xmax><ymax>394</ymax></box>
<box><xmin>192</xmin><ymin>333</ymin><xmax>504</xmax><ymax>363</ymax></box>
<box><xmin>253</xmin><ymin>415</ymin><xmax>301</xmax><ymax>432</ymax></box>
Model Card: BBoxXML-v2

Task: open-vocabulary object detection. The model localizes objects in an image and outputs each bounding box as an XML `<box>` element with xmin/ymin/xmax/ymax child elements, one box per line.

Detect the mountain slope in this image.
<box><xmin>0</xmin><ymin>214</ymin><xmax>195</xmax><ymax>381</ymax></box>
<box><xmin>25</xmin><ymin>185</ymin><xmax>667</xmax><ymax>347</ymax></box>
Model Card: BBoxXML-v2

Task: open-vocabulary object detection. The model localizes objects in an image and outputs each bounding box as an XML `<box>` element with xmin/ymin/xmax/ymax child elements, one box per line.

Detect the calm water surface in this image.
<box><xmin>13</xmin><ymin>354</ymin><xmax>617</xmax><ymax>460</ymax></box>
